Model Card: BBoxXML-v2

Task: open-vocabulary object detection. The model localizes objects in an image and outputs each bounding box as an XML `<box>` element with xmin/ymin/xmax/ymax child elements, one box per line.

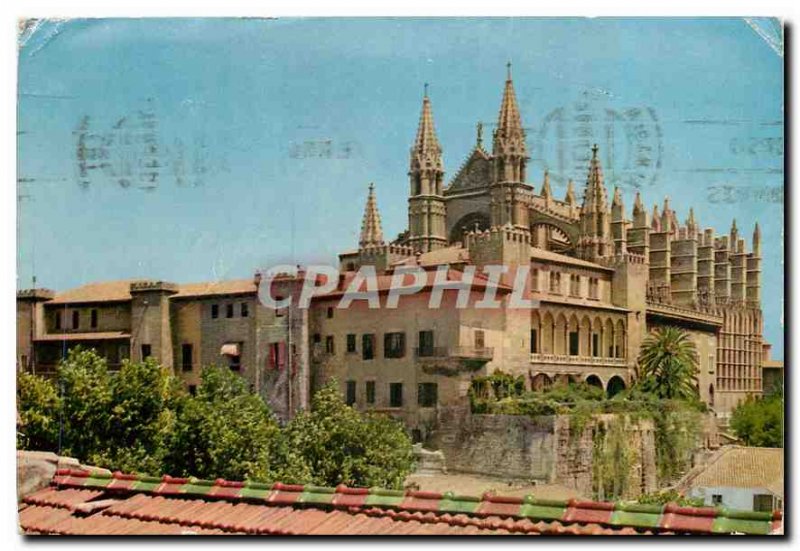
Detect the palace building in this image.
<box><xmin>17</xmin><ymin>66</ymin><xmax>770</xmax><ymax>434</ymax></box>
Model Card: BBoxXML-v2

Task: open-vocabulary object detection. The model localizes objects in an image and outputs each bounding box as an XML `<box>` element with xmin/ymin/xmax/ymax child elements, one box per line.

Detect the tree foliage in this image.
<box><xmin>281</xmin><ymin>381</ymin><xmax>414</xmax><ymax>488</ymax></box>
<box><xmin>730</xmin><ymin>392</ymin><xmax>783</xmax><ymax>448</ymax></box>
<box><xmin>16</xmin><ymin>348</ymin><xmax>415</xmax><ymax>489</ymax></box>
<box><xmin>163</xmin><ymin>366</ymin><xmax>281</xmax><ymax>481</ymax></box>
<box><xmin>637</xmin><ymin>327</ymin><xmax>699</xmax><ymax>401</ymax></box>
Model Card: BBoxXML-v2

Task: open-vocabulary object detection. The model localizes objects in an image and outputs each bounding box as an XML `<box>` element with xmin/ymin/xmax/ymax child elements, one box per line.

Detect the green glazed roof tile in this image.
<box><xmin>439</xmin><ymin>496</ymin><xmax>481</xmax><ymax>514</ymax></box>
<box><xmin>299</xmin><ymin>486</ymin><xmax>336</xmax><ymax>505</ymax></box>
<box><xmin>181</xmin><ymin>479</ymin><xmax>215</xmax><ymax>496</ymax></box>
<box><xmin>132</xmin><ymin>476</ymin><xmax>161</xmax><ymax>492</ymax></box>
<box><xmin>611</xmin><ymin>510</ymin><xmax>662</xmax><ymax>529</ymax></box>
<box><xmin>365</xmin><ymin>488</ymin><xmax>405</xmax><ymax>507</ymax></box>
<box><xmin>519</xmin><ymin>503</ymin><xmax>567</xmax><ymax>521</ymax></box>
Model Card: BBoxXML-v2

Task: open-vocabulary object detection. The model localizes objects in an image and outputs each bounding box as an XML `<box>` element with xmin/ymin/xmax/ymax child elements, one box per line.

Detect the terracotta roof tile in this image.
<box><xmin>18</xmin><ymin>468</ymin><xmax>781</xmax><ymax>536</ymax></box>
<box><xmin>679</xmin><ymin>446</ymin><xmax>783</xmax><ymax>493</ymax></box>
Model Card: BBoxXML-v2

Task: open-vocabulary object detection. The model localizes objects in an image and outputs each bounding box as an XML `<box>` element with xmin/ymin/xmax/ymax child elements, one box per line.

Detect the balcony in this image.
<box><xmin>530</xmin><ymin>353</ymin><xmax>626</xmax><ymax>368</ymax></box>
<box><xmin>414</xmin><ymin>346</ymin><xmax>494</xmax><ymax>361</ymax></box>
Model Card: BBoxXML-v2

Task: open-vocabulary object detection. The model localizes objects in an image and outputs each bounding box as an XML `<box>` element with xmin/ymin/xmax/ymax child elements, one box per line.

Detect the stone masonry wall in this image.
<box><xmin>429</xmin><ymin>408</ymin><xmax>657</xmax><ymax>498</ymax></box>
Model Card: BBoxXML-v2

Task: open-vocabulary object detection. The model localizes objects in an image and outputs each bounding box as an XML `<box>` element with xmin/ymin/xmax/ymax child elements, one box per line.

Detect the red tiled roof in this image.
<box><xmin>17</xmin><ymin>469</ymin><xmax>782</xmax><ymax>536</ymax></box>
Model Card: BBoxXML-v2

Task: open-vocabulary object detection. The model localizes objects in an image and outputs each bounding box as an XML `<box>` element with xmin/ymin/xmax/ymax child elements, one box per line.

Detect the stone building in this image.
<box><xmin>16</xmin><ymin>277</ymin><xmax>309</xmax><ymax>421</ymax></box>
<box><xmin>17</xmin><ymin>66</ymin><xmax>772</xmax><ymax>436</ymax></box>
<box><xmin>324</xmin><ymin>65</ymin><xmax>768</xmax><ymax>431</ymax></box>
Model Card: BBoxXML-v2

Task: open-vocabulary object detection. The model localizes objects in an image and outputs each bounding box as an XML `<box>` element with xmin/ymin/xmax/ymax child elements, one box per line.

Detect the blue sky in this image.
<box><xmin>17</xmin><ymin>18</ymin><xmax>784</xmax><ymax>357</ymax></box>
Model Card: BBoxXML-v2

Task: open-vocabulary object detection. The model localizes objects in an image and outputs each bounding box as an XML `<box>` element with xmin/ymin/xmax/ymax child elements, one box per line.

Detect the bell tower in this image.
<box><xmin>408</xmin><ymin>84</ymin><xmax>447</xmax><ymax>253</ymax></box>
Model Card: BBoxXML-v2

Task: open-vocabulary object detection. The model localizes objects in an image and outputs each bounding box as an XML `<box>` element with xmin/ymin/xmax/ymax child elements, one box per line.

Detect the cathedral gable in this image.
<box><xmin>445</xmin><ymin>148</ymin><xmax>492</xmax><ymax>194</ymax></box>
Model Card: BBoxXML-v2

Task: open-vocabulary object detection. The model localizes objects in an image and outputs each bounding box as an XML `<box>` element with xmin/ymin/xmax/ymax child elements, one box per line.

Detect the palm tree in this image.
<box><xmin>636</xmin><ymin>327</ymin><xmax>699</xmax><ymax>401</ymax></box>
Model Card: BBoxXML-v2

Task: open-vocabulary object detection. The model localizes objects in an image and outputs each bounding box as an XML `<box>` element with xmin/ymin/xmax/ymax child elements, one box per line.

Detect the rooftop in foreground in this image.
<box><xmin>19</xmin><ymin>468</ymin><xmax>782</xmax><ymax>536</ymax></box>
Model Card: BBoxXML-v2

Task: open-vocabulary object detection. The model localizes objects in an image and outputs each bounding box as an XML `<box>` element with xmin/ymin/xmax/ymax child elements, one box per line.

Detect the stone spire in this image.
<box><xmin>730</xmin><ymin>218</ymin><xmax>739</xmax><ymax>242</ymax></box>
<box><xmin>581</xmin><ymin>144</ymin><xmax>610</xmax><ymax>213</ymax></box>
<box><xmin>632</xmin><ymin>191</ymin><xmax>647</xmax><ymax>228</ymax></box>
<box><xmin>660</xmin><ymin>197</ymin><xmax>673</xmax><ymax>233</ymax></box>
<box><xmin>565</xmin><ymin>179</ymin><xmax>576</xmax><ymax>206</ymax></box>
<box><xmin>359</xmin><ymin>183</ymin><xmax>384</xmax><ymax>248</ymax></box>
<box><xmin>576</xmin><ymin>144</ymin><xmax>613</xmax><ymax>260</ymax></box>
<box><xmin>651</xmin><ymin>204</ymin><xmax>662</xmax><ymax>232</ymax></box>
<box><xmin>410</xmin><ymin>84</ymin><xmax>443</xmax><ymax>178</ymax></box>
<box><xmin>611</xmin><ymin>186</ymin><xmax>623</xmax><ymax>208</ymax></box>
<box><xmin>686</xmin><ymin>207</ymin><xmax>698</xmax><ymax>234</ymax></box>
<box><xmin>492</xmin><ymin>62</ymin><xmax>528</xmax><ymax>183</ymax></box>
<box><xmin>540</xmin><ymin>170</ymin><xmax>552</xmax><ymax>199</ymax></box>
<box><xmin>753</xmin><ymin>222</ymin><xmax>761</xmax><ymax>256</ymax></box>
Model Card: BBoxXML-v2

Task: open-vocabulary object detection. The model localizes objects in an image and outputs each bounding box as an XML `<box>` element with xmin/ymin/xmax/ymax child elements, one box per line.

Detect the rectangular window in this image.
<box><xmin>226</xmin><ymin>303</ymin><xmax>234</xmax><ymax>318</ymax></box>
<box><xmin>531</xmin><ymin>269</ymin><xmax>539</xmax><ymax>292</ymax></box>
<box><xmin>90</xmin><ymin>309</ymin><xmax>98</xmax><ymax>329</ymax></box>
<box><xmin>711</xmin><ymin>494</ymin><xmax>723</xmax><ymax>506</ymax></box>
<box><xmin>313</xmin><ymin>333</ymin><xmax>321</xmax><ymax>344</ymax></box>
<box><xmin>365</xmin><ymin>381</ymin><xmax>375</xmax><ymax>404</ymax></box>
<box><xmin>229</xmin><ymin>352</ymin><xmax>241</xmax><ymax>371</ymax></box>
<box><xmin>384</xmin><ymin>332</ymin><xmax>406</xmax><ymax>358</ymax></box>
<box><xmin>325</xmin><ymin>335</ymin><xmax>335</xmax><ymax>355</ymax></box>
<box><xmin>327</xmin><ymin>307</ymin><xmax>334</xmax><ymax>319</ymax></box>
<box><xmin>474</xmin><ymin>330</ymin><xmax>485</xmax><ymax>350</ymax></box>
<box><xmin>345</xmin><ymin>380</ymin><xmax>356</xmax><ymax>406</ymax></box>
<box><xmin>141</xmin><ymin>344</ymin><xmax>152</xmax><ymax>359</ymax></box>
<box><xmin>569</xmin><ymin>275</ymin><xmax>581</xmax><ymax>297</ymax></box>
<box><xmin>753</xmin><ymin>494</ymin><xmax>774</xmax><ymax>512</ymax></box>
<box><xmin>362</xmin><ymin>334</ymin><xmax>375</xmax><ymax>360</ymax></box>
<box><xmin>592</xmin><ymin>333</ymin><xmax>600</xmax><ymax>357</ymax></box>
<box><xmin>418</xmin><ymin>383</ymin><xmax>438</xmax><ymax>408</ymax></box>
<box><xmin>549</xmin><ymin>272</ymin><xmax>561</xmax><ymax>294</ymax></box>
<box><xmin>241</xmin><ymin>302</ymin><xmax>249</xmax><ymax>318</ymax></box>
<box><xmin>418</xmin><ymin>330</ymin><xmax>434</xmax><ymax>357</ymax></box>
<box><xmin>389</xmin><ymin>383</ymin><xmax>403</xmax><ymax>407</ymax></box>
<box><xmin>55</xmin><ymin>311</ymin><xmax>62</xmax><ymax>330</ymax></box>
<box><xmin>181</xmin><ymin>344</ymin><xmax>193</xmax><ymax>372</ymax></box>
<box><xmin>589</xmin><ymin>278</ymin><xmax>599</xmax><ymax>299</ymax></box>
<box><xmin>530</xmin><ymin>329</ymin><xmax>538</xmax><ymax>353</ymax></box>
<box><xmin>346</xmin><ymin>334</ymin><xmax>357</xmax><ymax>353</ymax></box>
<box><xmin>72</xmin><ymin>310</ymin><xmax>80</xmax><ymax>329</ymax></box>
<box><xmin>211</xmin><ymin>304</ymin><xmax>219</xmax><ymax>319</ymax></box>
<box><xmin>568</xmin><ymin>332</ymin><xmax>579</xmax><ymax>356</ymax></box>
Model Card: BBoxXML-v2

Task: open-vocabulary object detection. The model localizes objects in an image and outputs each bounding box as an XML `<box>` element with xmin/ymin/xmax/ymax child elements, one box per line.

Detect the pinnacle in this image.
<box><xmin>359</xmin><ymin>183</ymin><xmax>384</xmax><ymax>248</ymax></box>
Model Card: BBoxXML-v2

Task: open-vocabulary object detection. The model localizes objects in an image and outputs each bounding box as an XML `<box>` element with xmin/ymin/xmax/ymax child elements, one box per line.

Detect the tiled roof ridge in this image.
<box><xmin>48</xmin><ymin>468</ymin><xmax>782</xmax><ymax>535</ymax></box>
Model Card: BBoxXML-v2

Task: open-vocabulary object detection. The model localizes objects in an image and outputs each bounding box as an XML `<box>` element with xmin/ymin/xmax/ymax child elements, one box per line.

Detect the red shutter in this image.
<box><xmin>268</xmin><ymin>343</ymin><xmax>277</xmax><ymax>370</ymax></box>
<box><xmin>277</xmin><ymin>341</ymin><xmax>287</xmax><ymax>370</ymax></box>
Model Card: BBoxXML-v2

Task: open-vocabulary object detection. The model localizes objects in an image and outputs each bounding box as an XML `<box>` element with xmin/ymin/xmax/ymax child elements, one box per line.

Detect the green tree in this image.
<box><xmin>91</xmin><ymin>358</ymin><xmax>185</xmax><ymax>474</ymax></box>
<box><xmin>730</xmin><ymin>393</ymin><xmax>783</xmax><ymax>448</ymax></box>
<box><xmin>636</xmin><ymin>327</ymin><xmax>699</xmax><ymax>401</ymax></box>
<box><xmin>281</xmin><ymin>381</ymin><xmax>415</xmax><ymax>488</ymax></box>
<box><xmin>56</xmin><ymin>347</ymin><xmax>114</xmax><ymax>462</ymax></box>
<box><xmin>17</xmin><ymin>371</ymin><xmax>60</xmax><ymax>452</ymax></box>
<box><xmin>164</xmin><ymin>366</ymin><xmax>283</xmax><ymax>482</ymax></box>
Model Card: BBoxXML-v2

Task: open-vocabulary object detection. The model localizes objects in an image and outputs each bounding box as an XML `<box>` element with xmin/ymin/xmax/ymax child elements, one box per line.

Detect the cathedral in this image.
<box><xmin>332</xmin><ymin>64</ymin><xmax>767</xmax><ymax>426</ymax></box>
<box><xmin>17</xmin><ymin>65</ymin><xmax>772</xmax><ymax>435</ymax></box>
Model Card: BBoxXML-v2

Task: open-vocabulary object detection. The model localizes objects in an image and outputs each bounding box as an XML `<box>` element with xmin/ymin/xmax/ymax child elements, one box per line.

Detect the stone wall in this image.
<box><xmin>428</xmin><ymin>408</ymin><xmax>657</xmax><ymax>498</ymax></box>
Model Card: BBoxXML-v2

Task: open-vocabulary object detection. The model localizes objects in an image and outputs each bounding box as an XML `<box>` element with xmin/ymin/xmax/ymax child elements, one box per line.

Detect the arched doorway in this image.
<box><xmin>531</xmin><ymin>373</ymin><xmax>552</xmax><ymax>392</ymax></box>
<box><xmin>606</xmin><ymin>376</ymin><xmax>626</xmax><ymax>398</ymax></box>
<box><xmin>585</xmin><ymin>374</ymin><xmax>603</xmax><ymax>389</ymax></box>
